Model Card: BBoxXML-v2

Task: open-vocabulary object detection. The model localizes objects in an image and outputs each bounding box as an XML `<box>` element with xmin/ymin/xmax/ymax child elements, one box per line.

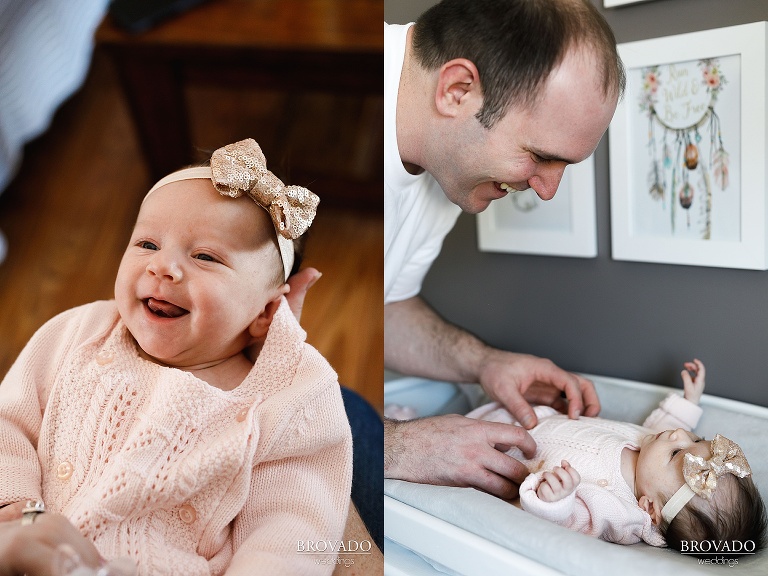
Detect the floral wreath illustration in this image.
<box><xmin>640</xmin><ymin>58</ymin><xmax>729</xmax><ymax>238</ymax></box>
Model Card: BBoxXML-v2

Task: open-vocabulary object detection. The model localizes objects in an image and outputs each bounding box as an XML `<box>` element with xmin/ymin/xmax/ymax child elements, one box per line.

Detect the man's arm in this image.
<box><xmin>385</xmin><ymin>296</ymin><xmax>599</xmax><ymax>426</ymax></box>
<box><xmin>384</xmin><ymin>296</ymin><xmax>600</xmax><ymax>498</ymax></box>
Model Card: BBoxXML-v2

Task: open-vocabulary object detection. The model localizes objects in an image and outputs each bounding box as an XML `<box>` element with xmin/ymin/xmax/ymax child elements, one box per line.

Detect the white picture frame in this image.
<box><xmin>477</xmin><ymin>156</ymin><xmax>597</xmax><ymax>258</ymax></box>
<box><xmin>609</xmin><ymin>22</ymin><xmax>768</xmax><ymax>269</ymax></box>
<box><xmin>604</xmin><ymin>0</ymin><xmax>655</xmax><ymax>7</ymax></box>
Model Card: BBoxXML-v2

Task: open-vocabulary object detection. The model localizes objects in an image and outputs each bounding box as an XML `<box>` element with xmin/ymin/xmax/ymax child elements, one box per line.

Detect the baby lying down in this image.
<box><xmin>467</xmin><ymin>360</ymin><xmax>766</xmax><ymax>555</ymax></box>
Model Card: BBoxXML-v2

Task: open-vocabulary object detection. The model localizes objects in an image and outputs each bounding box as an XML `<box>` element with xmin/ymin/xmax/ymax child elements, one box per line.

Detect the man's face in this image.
<box><xmin>432</xmin><ymin>46</ymin><xmax>618</xmax><ymax>214</ymax></box>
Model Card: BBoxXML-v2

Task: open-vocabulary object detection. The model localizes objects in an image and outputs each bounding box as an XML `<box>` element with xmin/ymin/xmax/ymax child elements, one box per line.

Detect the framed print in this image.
<box><xmin>609</xmin><ymin>22</ymin><xmax>768</xmax><ymax>269</ymax></box>
<box><xmin>477</xmin><ymin>156</ymin><xmax>596</xmax><ymax>258</ymax></box>
<box><xmin>604</xmin><ymin>0</ymin><xmax>655</xmax><ymax>7</ymax></box>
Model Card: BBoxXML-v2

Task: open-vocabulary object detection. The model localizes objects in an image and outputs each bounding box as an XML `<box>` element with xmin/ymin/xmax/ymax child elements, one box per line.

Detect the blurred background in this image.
<box><xmin>0</xmin><ymin>0</ymin><xmax>383</xmax><ymax>412</ymax></box>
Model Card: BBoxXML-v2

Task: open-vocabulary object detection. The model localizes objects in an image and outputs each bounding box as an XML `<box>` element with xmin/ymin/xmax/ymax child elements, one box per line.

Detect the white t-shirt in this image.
<box><xmin>384</xmin><ymin>22</ymin><xmax>462</xmax><ymax>305</ymax></box>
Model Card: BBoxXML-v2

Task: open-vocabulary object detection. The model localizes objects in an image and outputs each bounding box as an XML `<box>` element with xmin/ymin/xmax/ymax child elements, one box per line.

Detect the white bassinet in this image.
<box><xmin>384</xmin><ymin>375</ymin><xmax>768</xmax><ymax>575</ymax></box>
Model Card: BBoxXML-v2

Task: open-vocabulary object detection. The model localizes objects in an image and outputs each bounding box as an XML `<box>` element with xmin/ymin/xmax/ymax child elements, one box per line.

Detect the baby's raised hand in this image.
<box><xmin>536</xmin><ymin>460</ymin><xmax>581</xmax><ymax>502</ymax></box>
<box><xmin>681</xmin><ymin>359</ymin><xmax>706</xmax><ymax>404</ymax></box>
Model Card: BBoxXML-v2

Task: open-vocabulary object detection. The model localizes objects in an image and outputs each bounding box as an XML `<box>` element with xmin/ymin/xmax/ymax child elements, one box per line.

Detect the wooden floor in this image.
<box><xmin>0</xmin><ymin>49</ymin><xmax>383</xmax><ymax>411</ymax></box>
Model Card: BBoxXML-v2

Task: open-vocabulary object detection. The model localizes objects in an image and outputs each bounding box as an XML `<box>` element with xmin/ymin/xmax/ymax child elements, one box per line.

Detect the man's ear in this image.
<box><xmin>434</xmin><ymin>58</ymin><xmax>481</xmax><ymax>118</ymax></box>
<box><xmin>638</xmin><ymin>495</ymin><xmax>662</xmax><ymax>526</ymax></box>
<box><xmin>249</xmin><ymin>286</ymin><xmax>289</xmax><ymax>340</ymax></box>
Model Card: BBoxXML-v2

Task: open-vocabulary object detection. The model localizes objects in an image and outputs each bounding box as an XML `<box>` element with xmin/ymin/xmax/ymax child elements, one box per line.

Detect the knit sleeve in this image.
<box><xmin>0</xmin><ymin>306</ymin><xmax>86</xmax><ymax>505</ymax></box>
<box><xmin>520</xmin><ymin>474</ymin><xmax>659</xmax><ymax>545</ymax></box>
<box><xmin>225</xmin><ymin>354</ymin><xmax>353</xmax><ymax>576</ymax></box>
<box><xmin>642</xmin><ymin>393</ymin><xmax>703</xmax><ymax>432</ymax></box>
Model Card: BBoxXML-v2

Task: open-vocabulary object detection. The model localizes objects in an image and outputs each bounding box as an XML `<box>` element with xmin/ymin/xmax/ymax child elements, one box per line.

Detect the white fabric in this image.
<box><xmin>383</xmin><ymin>22</ymin><xmax>462</xmax><ymax>305</ymax></box>
<box><xmin>0</xmin><ymin>0</ymin><xmax>109</xmax><ymax>265</ymax></box>
<box><xmin>0</xmin><ymin>0</ymin><xmax>108</xmax><ymax>192</ymax></box>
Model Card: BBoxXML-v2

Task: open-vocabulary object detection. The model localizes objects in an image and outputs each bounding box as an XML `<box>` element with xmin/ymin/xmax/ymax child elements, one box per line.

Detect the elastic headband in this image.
<box><xmin>661</xmin><ymin>483</ymin><xmax>696</xmax><ymax>525</ymax></box>
<box><xmin>143</xmin><ymin>139</ymin><xmax>319</xmax><ymax>281</ymax></box>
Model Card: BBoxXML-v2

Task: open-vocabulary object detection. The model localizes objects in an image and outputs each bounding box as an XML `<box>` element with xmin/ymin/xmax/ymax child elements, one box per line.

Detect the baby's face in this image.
<box><xmin>114</xmin><ymin>179</ymin><xmax>286</xmax><ymax>368</ymax></box>
<box><xmin>635</xmin><ymin>429</ymin><xmax>711</xmax><ymax>502</ymax></box>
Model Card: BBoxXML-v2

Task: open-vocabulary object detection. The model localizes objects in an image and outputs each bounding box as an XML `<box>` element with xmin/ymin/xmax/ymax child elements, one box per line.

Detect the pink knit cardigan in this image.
<box><xmin>0</xmin><ymin>299</ymin><xmax>352</xmax><ymax>575</ymax></box>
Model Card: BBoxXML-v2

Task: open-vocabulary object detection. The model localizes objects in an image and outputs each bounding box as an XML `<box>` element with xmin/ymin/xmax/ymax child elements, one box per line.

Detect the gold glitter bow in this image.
<box><xmin>210</xmin><ymin>138</ymin><xmax>319</xmax><ymax>240</ymax></box>
<box><xmin>682</xmin><ymin>434</ymin><xmax>752</xmax><ymax>500</ymax></box>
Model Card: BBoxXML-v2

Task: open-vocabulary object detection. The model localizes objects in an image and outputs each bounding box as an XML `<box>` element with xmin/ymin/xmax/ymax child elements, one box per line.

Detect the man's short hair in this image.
<box><xmin>412</xmin><ymin>0</ymin><xmax>625</xmax><ymax>129</ymax></box>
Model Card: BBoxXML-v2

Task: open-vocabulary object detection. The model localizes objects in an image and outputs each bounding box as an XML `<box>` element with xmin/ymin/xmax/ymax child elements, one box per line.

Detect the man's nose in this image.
<box><xmin>528</xmin><ymin>164</ymin><xmax>566</xmax><ymax>201</ymax></box>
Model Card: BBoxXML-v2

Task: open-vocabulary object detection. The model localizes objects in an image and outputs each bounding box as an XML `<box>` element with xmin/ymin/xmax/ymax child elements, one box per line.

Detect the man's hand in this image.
<box><xmin>536</xmin><ymin>460</ymin><xmax>581</xmax><ymax>503</ymax></box>
<box><xmin>479</xmin><ymin>350</ymin><xmax>600</xmax><ymax>429</ymax></box>
<box><xmin>681</xmin><ymin>358</ymin><xmax>705</xmax><ymax>405</ymax></box>
<box><xmin>285</xmin><ymin>267</ymin><xmax>321</xmax><ymax>322</ymax></box>
<box><xmin>384</xmin><ymin>414</ymin><xmax>536</xmax><ymax>499</ymax></box>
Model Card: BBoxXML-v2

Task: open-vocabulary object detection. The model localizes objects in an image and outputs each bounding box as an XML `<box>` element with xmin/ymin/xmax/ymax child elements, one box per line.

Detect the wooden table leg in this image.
<box><xmin>107</xmin><ymin>51</ymin><xmax>193</xmax><ymax>180</ymax></box>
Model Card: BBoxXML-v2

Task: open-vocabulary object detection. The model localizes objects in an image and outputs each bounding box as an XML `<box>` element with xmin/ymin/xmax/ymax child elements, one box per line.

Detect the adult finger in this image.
<box><xmin>0</xmin><ymin>501</ymin><xmax>25</xmax><ymax>522</ymax></box>
<box><xmin>285</xmin><ymin>267</ymin><xmax>321</xmax><ymax>322</ymax></box>
<box><xmin>7</xmin><ymin>537</ymin><xmax>55</xmax><ymax>576</ymax></box>
<box><xmin>576</xmin><ymin>375</ymin><xmax>600</xmax><ymax>417</ymax></box>
<box><xmin>468</xmin><ymin>465</ymin><xmax>521</xmax><ymax>500</ymax></box>
<box><xmin>482</xmin><ymin>449</ymin><xmax>531</xmax><ymax>486</ymax></box>
<box><xmin>33</xmin><ymin>514</ymin><xmax>103</xmax><ymax>569</ymax></box>
<box><xmin>482</xmin><ymin>421</ymin><xmax>537</xmax><ymax>459</ymax></box>
<box><xmin>495</xmin><ymin>386</ymin><xmax>539</xmax><ymax>430</ymax></box>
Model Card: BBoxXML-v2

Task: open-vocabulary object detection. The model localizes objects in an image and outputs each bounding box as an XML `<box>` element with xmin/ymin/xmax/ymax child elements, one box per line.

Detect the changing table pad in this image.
<box><xmin>384</xmin><ymin>375</ymin><xmax>768</xmax><ymax>575</ymax></box>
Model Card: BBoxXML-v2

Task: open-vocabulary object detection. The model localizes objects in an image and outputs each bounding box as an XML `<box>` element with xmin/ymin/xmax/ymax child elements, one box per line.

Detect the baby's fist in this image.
<box><xmin>537</xmin><ymin>460</ymin><xmax>581</xmax><ymax>502</ymax></box>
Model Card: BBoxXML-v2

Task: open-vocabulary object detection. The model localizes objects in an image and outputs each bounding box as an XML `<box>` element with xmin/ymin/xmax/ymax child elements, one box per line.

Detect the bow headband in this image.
<box><xmin>660</xmin><ymin>433</ymin><xmax>752</xmax><ymax>524</ymax></box>
<box><xmin>144</xmin><ymin>139</ymin><xmax>319</xmax><ymax>281</ymax></box>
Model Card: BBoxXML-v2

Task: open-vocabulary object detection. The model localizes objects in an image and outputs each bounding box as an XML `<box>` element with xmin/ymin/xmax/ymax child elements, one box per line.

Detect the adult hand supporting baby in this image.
<box><xmin>384</xmin><ymin>414</ymin><xmax>536</xmax><ymax>499</ymax></box>
<box><xmin>0</xmin><ymin>513</ymin><xmax>103</xmax><ymax>576</ymax></box>
<box><xmin>285</xmin><ymin>267</ymin><xmax>322</xmax><ymax>322</ymax></box>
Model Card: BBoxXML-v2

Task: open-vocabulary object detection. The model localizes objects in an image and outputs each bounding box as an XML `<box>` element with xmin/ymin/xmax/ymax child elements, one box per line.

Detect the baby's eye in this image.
<box><xmin>671</xmin><ymin>449</ymin><xmax>681</xmax><ymax>459</ymax></box>
<box><xmin>138</xmin><ymin>241</ymin><xmax>158</xmax><ymax>250</ymax></box>
<box><xmin>194</xmin><ymin>253</ymin><xmax>217</xmax><ymax>263</ymax></box>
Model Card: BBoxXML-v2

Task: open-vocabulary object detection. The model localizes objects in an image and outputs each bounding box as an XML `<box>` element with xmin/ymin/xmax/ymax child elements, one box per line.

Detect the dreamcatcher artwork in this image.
<box><xmin>631</xmin><ymin>54</ymin><xmax>741</xmax><ymax>242</ymax></box>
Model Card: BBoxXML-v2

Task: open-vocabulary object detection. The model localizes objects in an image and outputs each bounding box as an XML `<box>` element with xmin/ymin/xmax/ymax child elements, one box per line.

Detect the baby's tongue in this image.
<box><xmin>147</xmin><ymin>298</ymin><xmax>187</xmax><ymax>318</ymax></box>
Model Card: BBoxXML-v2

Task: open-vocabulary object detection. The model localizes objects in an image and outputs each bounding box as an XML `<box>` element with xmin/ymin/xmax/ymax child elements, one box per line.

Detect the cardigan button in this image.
<box><xmin>57</xmin><ymin>461</ymin><xmax>74</xmax><ymax>480</ymax></box>
<box><xmin>236</xmin><ymin>408</ymin><xmax>249</xmax><ymax>423</ymax></box>
<box><xmin>95</xmin><ymin>351</ymin><xmax>113</xmax><ymax>365</ymax></box>
<box><xmin>598</xmin><ymin>479</ymin><xmax>609</xmax><ymax>487</ymax></box>
<box><xmin>179</xmin><ymin>504</ymin><xmax>197</xmax><ymax>524</ymax></box>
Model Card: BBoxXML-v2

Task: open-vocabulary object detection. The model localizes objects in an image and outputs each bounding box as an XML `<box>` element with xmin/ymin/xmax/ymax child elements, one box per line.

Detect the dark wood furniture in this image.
<box><xmin>96</xmin><ymin>0</ymin><xmax>383</xmax><ymax>209</ymax></box>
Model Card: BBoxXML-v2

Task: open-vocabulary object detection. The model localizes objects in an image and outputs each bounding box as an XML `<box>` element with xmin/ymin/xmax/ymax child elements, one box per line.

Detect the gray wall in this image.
<box><xmin>386</xmin><ymin>0</ymin><xmax>768</xmax><ymax>405</ymax></box>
